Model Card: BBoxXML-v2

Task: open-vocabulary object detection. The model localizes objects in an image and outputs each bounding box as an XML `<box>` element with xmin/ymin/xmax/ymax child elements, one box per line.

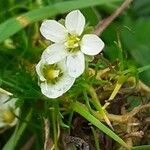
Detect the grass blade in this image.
<box><xmin>0</xmin><ymin>0</ymin><xmax>121</xmax><ymax>43</ymax></box>
<box><xmin>131</xmin><ymin>145</ymin><xmax>150</xmax><ymax>150</ymax></box>
<box><xmin>73</xmin><ymin>102</ymin><xmax>129</xmax><ymax>149</ymax></box>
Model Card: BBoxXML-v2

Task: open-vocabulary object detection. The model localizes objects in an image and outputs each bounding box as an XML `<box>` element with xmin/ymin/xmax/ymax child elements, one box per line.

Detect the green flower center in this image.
<box><xmin>46</xmin><ymin>69</ymin><xmax>60</xmax><ymax>80</ymax></box>
<box><xmin>43</xmin><ymin>64</ymin><xmax>62</xmax><ymax>84</ymax></box>
<box><xmin>2</xmin><ymin>110</ymin><xmax>15</xmax><ymax>124</ymax></box>
<box><xmin>65</xmin><ymin>34</ymin><xmax>80</xmax><ymax>52</ymax></box>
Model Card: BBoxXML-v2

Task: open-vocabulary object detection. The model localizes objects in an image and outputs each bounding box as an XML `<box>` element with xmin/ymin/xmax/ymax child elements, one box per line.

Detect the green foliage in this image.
<box><xmin>121</xmin><ymin>18</ymin><xmax>150</xmax><ymax>86</ymax></box>
<box><xmin>0</xmin><ymin>0</ymin><xmax>150</xmax><ymax>149</ymax></box>
<box><xmin>73</xmin><ymin>102</ymin><xmax>129</xmax><ymax>149</ymax></box>
<box><xmin>0</xmin><ymin>0</ymin><xmax>121</xmax><ymax>43</ymax></box>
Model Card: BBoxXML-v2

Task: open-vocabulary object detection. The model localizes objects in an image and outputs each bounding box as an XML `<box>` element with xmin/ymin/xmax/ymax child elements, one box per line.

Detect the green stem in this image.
<box><xmin>52</xmin><ymin>101</ymin><xmax>59</xmax><ymax>150</ymax></box>
<box><xmin>123</xmin><ymin>64</ymin><xmax>150</xmax><ymax>75</ymax></box>
<box><xmin>83</xmin><ymin>90</ymin><xmax>92</xmax><ymax>113</ymax></box>
<box><xmin>91</xmin><ymin>126</ymin><xmax>100</xmax><ymax>150</ymax></box>
<box><xmin>131</xmin><ymin>145</ymin><xmax>150</xmax><ymax>150</ymax></box>
<box><xmin>138</xmin><ymin>64</ymin><xmax>150</xmax><ymax>73</ymax></box>
<box><xmin>86</xmin><ymin>85</ymin><xmax>103</xmax><ymax>111</ymax></box>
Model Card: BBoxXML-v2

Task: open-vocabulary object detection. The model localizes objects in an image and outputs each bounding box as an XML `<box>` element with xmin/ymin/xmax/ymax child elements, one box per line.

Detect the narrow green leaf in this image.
<box><xmin>73</xmin><ymin>102</ymin><xmax>129</xmax><ymax>149</ymax></box>
<box><xmin>0</xmin><ymin>0</ymin><xmax>121</xmax><ymax>43</ymax></box>
<box><xmin>91</xmin><ymin>126</ymin><xmax>101</xmax><ymax>150</ymax></box>
<box><xmin>131</xmin><ymin>145</ymin><xmax>150</xmax><ymax>150</ymax></box>
<box><xmin>138</xmin><ymin>64</ymin><xmax>150</xmax><ymax>73</ymax></box>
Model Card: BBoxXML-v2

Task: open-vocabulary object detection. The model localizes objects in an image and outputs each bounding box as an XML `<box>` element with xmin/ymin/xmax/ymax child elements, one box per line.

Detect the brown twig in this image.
<box><xmin>93</xmin><ymin>103</ymin><xmax>150</xmax><ymax>123</ymax></box>
<box><xmin>137</xmin><ymin>80</ymin><xmax>150</xmax><ymax>93</ymax></box>
<box><xmin>21</xmin><ymin>135</ymin><xmax>36</xmax><ymax>150</ymax></box>
<box><xmin>124</xmin><ymin>131</ymin><xmax>144</xmax><ymax>138</ymax></box>
<box><xmin>93</xmin><ymin>0</ymin><xmax>133</xmax><ymax>36</ymax></box>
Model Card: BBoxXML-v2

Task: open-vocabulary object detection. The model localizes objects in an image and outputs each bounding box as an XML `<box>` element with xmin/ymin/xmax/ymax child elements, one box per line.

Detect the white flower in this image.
<box><xmin>40</xmin><ymin>10</ymin><xmax>105</xmax><ymax>78</ymax></box>
<box><xmin>36</xmin><ymin>58</ymin><xmax>75</xmax><ymax>99</ymax></box>
<box><xmin>0</xmin><ymin>90</ymin><xmax>19</xmax><ymax>128</ymax></box>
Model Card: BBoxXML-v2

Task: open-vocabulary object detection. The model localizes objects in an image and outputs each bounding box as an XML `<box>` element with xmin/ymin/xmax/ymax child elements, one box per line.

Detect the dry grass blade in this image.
<box><xmin>44</xmin><ymin>118</ymin><xmax>53</xmax><ymax>150</ymax></box>
<box><xmin>93</xmin><ymin>0</ymin><xmax>134</xmax><ymax>36</ymax></box>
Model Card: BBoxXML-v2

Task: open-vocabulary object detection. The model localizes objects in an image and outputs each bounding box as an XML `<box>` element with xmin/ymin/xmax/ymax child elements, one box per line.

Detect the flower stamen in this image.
<box><xmin>43</xmin><ymin>64</ymin><xmax>62</xmax><ymax>84</ymax></box>
<box><xmin>65</xmin><ymin>34</ymin><xmax>80</xmax><ymax>50</ymax></box>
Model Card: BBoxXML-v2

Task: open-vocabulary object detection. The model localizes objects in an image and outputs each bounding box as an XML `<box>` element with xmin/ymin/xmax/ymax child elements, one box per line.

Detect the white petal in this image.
<box><xmin>0</xmin><ymin>93</ymin><xmax>9</xmax><ymax>105</ymax></box>
<box><xmin>67</xmin><ymin>52</ymin><xmax>85</xmax><ymax>78</ymax></box>
<box><xmin>0</xmin><ymin>88</ymin><xmax>12</xmax><ymax>96</ymax></box>
<box><xmin>9</xmin><ymin>107</ymin><xmax>19</xmax><ymax>127</ymax></box>
<box><xmin>5</xmin><ymin>98</ymin><xmax>17</xmax><ymax>109</ymax></box>
<box><xmin>0</xmin><ymin>98</ymin><xmax>19</xmax><ymax>128</ymax></box>
<box><xmin>65</xmin><ymin>10</ymin><xmax>85</xmax><ymax>36</ymax></box>
<box><xmin>9</xmin><ymin>117</ymin><xmax>18</xmax><ymax>127</ymax></box>
<box><xmin>40</xmin><ymin>75</ymin><xmax>75</xmax><ymax>99</ymax></box>
<box><xmin>36</xmin><ymin>60</ymin><xmax>46</xmax><ymax>81</ymax></box>
<box><xmin>41</xmin><ymin>44</ymin><xmax>68</xmax><ymax>64</ymax></box>
<box><xmin>0</xmin><ymin>121</ymin><xmax>6</xmax><ymax>128</ymax></box>
<box><xmin>40</xmin><ymin>20</ymin><xmax>67</xmax><ymax>43</ymax></box>
<box><xmin>81</xmin><ymin>34</ymin><xmax>105</xmax><ymax>55</ymax></box>
<box><xmin>0</xmin><ymin>95</ymin><xmax>16</xmax><ymax>110</ymax></box>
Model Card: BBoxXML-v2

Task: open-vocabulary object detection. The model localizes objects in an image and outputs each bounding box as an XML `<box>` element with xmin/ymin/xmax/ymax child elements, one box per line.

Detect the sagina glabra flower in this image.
<box><xmin>36</xmin><ymin>59</ymin><xmax>75</xmax><ymax>99</ymax></box>
<box><xmin>40</xmin><ymin>10</ymin><xmax>105</xmax><ymax>78</ymax></box>
<box><xmin>0</xmin><ymin>90</ymin><xmax>19</xmax><ymax>128</ymax></box>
